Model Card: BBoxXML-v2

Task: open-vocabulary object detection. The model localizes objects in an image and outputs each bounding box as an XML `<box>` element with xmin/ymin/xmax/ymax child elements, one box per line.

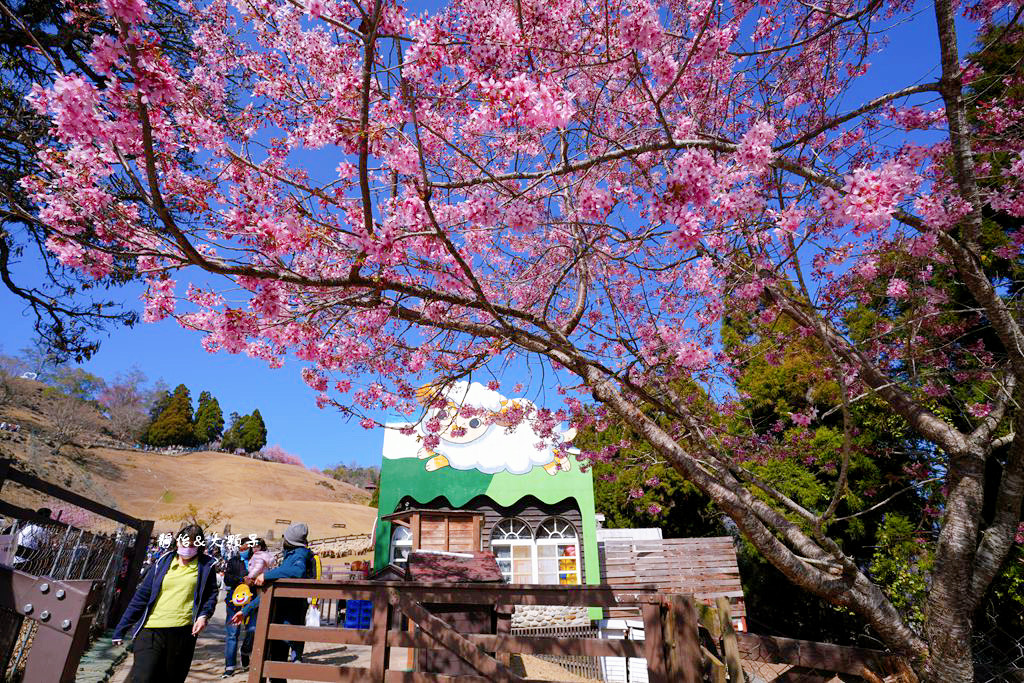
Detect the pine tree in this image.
<box><xmin>143</xmin><ymin>384</ymin><xmax>195</xmax><ymax>447</ymax></box>
<box><xmin>193</xmin><ymin>391</ymin><xmax>224</xmax><ymax>444</ymax></box>
<box><xmin>239</xmin><ymin>409</ymin><xmax>267</xmax><ymax>453</ymax></box>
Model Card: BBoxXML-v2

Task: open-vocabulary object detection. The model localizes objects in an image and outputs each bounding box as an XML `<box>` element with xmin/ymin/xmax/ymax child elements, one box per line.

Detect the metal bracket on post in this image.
<box><xmin>0</xmin><ymin>566</ymin><xmax>104</xmax><ymax>683</ymax></box>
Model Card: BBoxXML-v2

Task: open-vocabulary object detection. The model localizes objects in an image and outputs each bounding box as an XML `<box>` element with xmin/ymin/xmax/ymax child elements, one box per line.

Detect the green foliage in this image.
<box><xmin>977</xmin><ymin>545</ymin><xmax>1024</xmax><ymax>646</ymax></box>
<box><xmin>143</xmin><ymin>383</ymin><xmax>196</xmax><ymax>447</ymax></box>
<box><xmin>193</xmin><ymin>390</ymin><xmax>224</xmax><ymax>443</ymax></box>
<box><xmin>717</xmin><ymin>302</ymin><xmax>942</xmax><ymax>644</ymax></box>
<box><xmin>578</xmin><ymin>410</ymin><xmax>725</xmax><ymax>538</ymax></box>
<box><xmin>147</xmin><ymin>389</ymin><xmax>172</xmax><ymax>423</ymax></box>
<box><xmin>869</xmin><ymin>514</ymin><xmax>933</xmax><ymax>629</ymax></box>
<box><xmin>324</xmin><ymin>460</ymin><xmax>381</xmax><ymax>490</ymax></box>
<box><xmin>239</xmin><ymin>408</ymin><xmax>267</xmax><ymax>452</ymax></box>
<box><xmin>49</xmin><ymin>367</ymin><xmax>106</xmax><ymax>402</ymax></box>
<box><xmin>221</xmin><ymin>409</ymin><xmax>267</xmax><ymax>453</ymax></box>
<box><xmin>221</xmin><ymin>411</ymin><xmax>243</xmax><ymax>452</ymax></box>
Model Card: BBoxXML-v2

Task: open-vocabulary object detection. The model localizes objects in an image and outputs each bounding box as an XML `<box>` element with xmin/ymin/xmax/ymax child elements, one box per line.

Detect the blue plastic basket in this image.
<box><xmin>344</xmin><ymin>599</ymin><xmax>373</xmax><ymax>629</ymax></box>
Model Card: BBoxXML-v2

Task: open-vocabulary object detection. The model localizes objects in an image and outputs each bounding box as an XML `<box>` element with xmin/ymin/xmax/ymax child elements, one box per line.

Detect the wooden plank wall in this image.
<box><xmin>599</xmin><ymin>537</ymin><xmax>746</xmax><ymax>622</ymax></box>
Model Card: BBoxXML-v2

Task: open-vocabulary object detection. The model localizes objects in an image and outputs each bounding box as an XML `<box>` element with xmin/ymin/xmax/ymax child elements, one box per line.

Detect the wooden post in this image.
<box><xmin>473</xmin><ymin>515</ymin><xmax>483</xmax><ymax>551</ymax></box>
<box><xmin>495</xmin><ymin>605</ymin><xmax>513</xmax><ymax>667</ymax></box>
<box><xmin>247</xmin><ymin>583</ymin><xmax>275</xmax><ymax>683</ymax></box>
<box><xmin>716</xmin><ymin>597</ymin><xmax>742</xmax><ymax>683</ymax></box>
<box><xmin>704</xmin><ymin>647</ymin><xmax>728</xmax><ymax>683</ymax></box>
<box><xmin>411</xmin><ymin>513</ymin><xmax>421</xmax><ymax>552</ymax></box>
<box><xmin>641</xmin><ymin>603</ymin><xmax>668</xmax><ymax>683</ymax></box>
<box><xmin>663</xmin><ymin>595</ymin><xmax>703</xmax><ymax>683</ymax></box>
<box><xmin>369</xmin><ymin>586</ymin><xmax>390</xmax><ymax>681</ymax></box>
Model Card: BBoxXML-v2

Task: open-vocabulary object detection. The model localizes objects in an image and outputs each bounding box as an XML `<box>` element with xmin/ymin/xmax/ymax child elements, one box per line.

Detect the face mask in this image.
<box><xmin>177</xmin><ymin>546</ymin><xmax>198</xmax><ymax>559</ymax></box>
<box><xmin>241</xmin><ymin>549</ymin><xmax>252</xmax><ymax>559</ymax></box>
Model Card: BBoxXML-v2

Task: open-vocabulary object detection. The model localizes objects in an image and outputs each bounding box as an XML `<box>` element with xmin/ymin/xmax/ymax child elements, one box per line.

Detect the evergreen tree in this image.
<box><xmin>193</xmin><ymin>391</ymin><xmax>224</xmax><ymax>444</ymax></box>
<box><xmin>239</xmin><ymin>409</ymin><xmax>267</xmax><ymax>453</ymax></box>
<box><xmin>143</xmin><ymin>384</ymin><xmax>195</xmax><ymax>447</ymax></box>
<box><xmin>140</xmin><ymin>387</ymin><xmax>172</xmax><ymax>445</ymax></box>
<box><xmin>220</xmin><ymin>411</ymin><xmax>243</xmax><ymax>452</ymax></box>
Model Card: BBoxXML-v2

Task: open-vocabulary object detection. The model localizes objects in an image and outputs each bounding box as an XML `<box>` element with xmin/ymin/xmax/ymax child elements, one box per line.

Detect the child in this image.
<box><xmin>245</xmin><ymin>538</ymin><xmax>276</xmax><ymax>580</ymax></box>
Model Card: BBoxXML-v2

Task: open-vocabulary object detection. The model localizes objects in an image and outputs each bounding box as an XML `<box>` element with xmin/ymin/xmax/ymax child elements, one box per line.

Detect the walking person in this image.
<box><xmin>221</xmin><ymin>537</ymin><xmax>253</xmax><ymax>678</ymax></box>
<box><xmin>237</xmin><ymin>537</ymin><xmax>276</xmax><ymax>669</ymax></box>
<box><xmin>112</xmin><ymin>524</ymin><xmax>218</xmax><ymax>683</ymax></box>
<box><xmin>231</xmin><ymin>524</ymin><xmax>315</xmax><ymax>683</ymax></box>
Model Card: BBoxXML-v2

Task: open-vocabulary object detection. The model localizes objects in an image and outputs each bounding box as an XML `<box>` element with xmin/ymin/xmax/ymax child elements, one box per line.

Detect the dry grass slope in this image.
<box><xmin>0</xmin><ymin>378</ymin><xmax>377</xmax><ymax>540</ymax></box>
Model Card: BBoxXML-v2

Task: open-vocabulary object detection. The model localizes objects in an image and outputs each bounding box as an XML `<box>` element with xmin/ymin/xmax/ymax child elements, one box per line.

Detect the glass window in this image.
<box><xmin>490</xmin><ymin>518</ymin><xmax>535</xmax><ymax>583</ymax></box>
<box><xmin>390</xmin><ymin>525</ymin><xmax>412</xmax><ymax>567</ymax></box>
<box><xmin>535</xmin><ymin>517</ymin><xmax>580</xmax><ymax>585</ymax></box>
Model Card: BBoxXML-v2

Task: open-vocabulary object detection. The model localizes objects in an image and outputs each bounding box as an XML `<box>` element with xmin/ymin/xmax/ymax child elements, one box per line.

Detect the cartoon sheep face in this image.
<box><xmin>416</xmin><ymin>381</ymin><xmax>576</xmax><ymax>476</ymax></box>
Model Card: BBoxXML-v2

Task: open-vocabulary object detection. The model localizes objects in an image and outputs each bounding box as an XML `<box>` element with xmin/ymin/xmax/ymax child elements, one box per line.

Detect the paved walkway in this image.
<box><xmin>108</xmin><ymin>601</ymin><xmax>375</xmax><ymax>682</ymax></box>
<box><xmin>75</xmin><ymin>630</ymin><xmax>130</xmax><ymax>683</ymax></box>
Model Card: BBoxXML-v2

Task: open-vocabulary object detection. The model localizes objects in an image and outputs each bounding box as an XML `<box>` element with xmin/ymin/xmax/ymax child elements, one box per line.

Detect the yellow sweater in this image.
<box><xmin>143</xmin><ymin>556</ymin><xmax>197</xmax><ymax>628</ymax></box>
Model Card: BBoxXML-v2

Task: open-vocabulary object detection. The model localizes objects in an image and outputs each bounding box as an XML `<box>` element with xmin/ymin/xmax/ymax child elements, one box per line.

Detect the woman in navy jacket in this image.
<box><xmin>112</xmin><ymin>524</ymin><xmax>219</xmax><ymax>683</ymax></box>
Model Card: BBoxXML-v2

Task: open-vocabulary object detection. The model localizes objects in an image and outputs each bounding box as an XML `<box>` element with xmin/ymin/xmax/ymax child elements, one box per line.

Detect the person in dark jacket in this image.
<box><xmin>222</xmin><ymin>537</ymin><xmax>253</xmax><ymax>678</ymax></box>
<box><xmin>231</xmin><ymin>523</ymin><xmax>314</xmax><ymax>683</ymax></box>
<box><xmin>112</xmin><ymin>524</ymin><xmax>219</xmax><ymax>683</ymax></box>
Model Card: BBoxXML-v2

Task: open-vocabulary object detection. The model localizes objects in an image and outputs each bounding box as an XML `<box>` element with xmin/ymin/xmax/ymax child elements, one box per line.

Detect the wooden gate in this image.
<box><xmin>246</xmin><ymin>579</ymin><xmax>704</xmax><ymax>682</ymax></box>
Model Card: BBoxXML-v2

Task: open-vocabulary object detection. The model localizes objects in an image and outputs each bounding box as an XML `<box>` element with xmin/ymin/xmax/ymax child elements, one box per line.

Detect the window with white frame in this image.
<box><xmin>490</xmin><ymin>518</ymin><xmax>534</xmax><ymax>583</ymax></box>
<box><xmin>535</xmin><ymin>517</ymin><xmax>581</xmax><ymax>585</ymax></box>
<box><xmin>389</xmin><ymin>524</ymin><xmax>412</xmax><ymax>567</ymax></box>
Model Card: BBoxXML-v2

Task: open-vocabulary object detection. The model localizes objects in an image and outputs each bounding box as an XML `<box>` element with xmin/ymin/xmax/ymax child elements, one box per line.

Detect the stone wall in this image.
<box><xmin>511</xmin><ymin>605</ymin><xmax>590</xmax><ymax>629</ymax></box>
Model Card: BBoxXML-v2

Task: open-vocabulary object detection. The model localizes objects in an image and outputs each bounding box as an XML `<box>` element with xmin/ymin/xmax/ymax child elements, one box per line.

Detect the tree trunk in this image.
<box><xmin>922</xmin><ymin>453</ymin><xmax>985</xmax><ymax>682</ymax></box>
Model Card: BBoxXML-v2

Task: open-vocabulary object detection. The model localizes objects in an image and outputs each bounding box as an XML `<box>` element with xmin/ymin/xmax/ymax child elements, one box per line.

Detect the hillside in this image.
<box><xmin>0</xmin><ymin>377</ymin><xmax>376</xmax><ymax>540</ymax></box>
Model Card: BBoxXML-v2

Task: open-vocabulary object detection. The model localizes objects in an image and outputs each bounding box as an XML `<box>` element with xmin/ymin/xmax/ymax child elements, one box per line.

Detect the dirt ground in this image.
<box><xmin>109</xmin><ymin>601</ymin><xmax>383</xmax><ymax>682</ymax></box>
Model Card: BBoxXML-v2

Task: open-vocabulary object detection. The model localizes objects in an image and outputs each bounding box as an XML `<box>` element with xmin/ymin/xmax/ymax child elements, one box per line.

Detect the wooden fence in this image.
<box><xmin>599</xmin><ymin>536</ymin><xmax>746</xmax><ymax>625</ymax></box>
<box><xmin>695</xmin><ymin>596</ymin><xmax>915</xmax><ymax>683</ymax></box>
<box><xmin>246</xmin><ymin>579</ymin><xmax>705</xmax><ymax>682</ymax></box>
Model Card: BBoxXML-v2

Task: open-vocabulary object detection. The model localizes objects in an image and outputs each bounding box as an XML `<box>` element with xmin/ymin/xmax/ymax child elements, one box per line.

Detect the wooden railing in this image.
<box><xmin>246</xmin><ymin>579</ymin><xmax>704</xmax><ymax>682</ymax></box>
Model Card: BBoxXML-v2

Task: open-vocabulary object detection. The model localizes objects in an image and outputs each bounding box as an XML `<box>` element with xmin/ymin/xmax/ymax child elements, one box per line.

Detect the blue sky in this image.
<box><xmin>0</xmin><ymin>1</ymin><xmax>980</xmax><ymax>470</ymax></box>
<box><xmin>1</xmin><ymin>277</ymin><xmax>387</xmax><ymax>469</ymax></box>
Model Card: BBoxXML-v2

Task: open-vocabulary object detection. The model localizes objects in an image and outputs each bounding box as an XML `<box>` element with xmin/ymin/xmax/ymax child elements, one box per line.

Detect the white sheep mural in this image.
<box><xmin>402</xmin><ymin>381</ymin><xmax>577</xmax><ymax>475</ymax></box>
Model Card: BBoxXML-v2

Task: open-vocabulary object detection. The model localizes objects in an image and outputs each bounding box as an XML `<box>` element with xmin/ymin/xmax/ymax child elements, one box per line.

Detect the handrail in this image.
<box><xmin>245</xmin><ymin>579</ymin><xmax>702</xmax><ymax>683</ymax></box>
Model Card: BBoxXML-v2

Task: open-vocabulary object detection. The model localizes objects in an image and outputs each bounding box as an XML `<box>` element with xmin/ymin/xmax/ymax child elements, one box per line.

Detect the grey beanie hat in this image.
<box><xmin>283</xmin><ymin>523</ymin><xmax>309</xmax><ymax>548</ymax></box>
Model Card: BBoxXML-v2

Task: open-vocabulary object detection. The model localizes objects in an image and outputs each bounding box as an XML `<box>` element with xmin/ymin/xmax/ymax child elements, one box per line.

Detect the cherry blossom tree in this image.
<box><xmin>21</xmin><ymin>0</ymin><xmax>1024</xmax><ymax>678</ymax></box>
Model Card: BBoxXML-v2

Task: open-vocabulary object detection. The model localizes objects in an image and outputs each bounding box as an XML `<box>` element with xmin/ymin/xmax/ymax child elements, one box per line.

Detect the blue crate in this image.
<box><xmin>344</xmin><ymin>599</ymin><xmax>373</xmax><ymax>629</ymax></box>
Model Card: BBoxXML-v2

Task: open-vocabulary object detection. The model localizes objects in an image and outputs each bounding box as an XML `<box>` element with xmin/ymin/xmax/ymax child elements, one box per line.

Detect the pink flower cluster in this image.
<box><xmin>821</xmin><ymin>160</ymin><xmax>919</xmax><ymax>233</ymax></box>
<box><xmin>28</xmin><ymin>75</ymin><xmax>103</xmax><ymax>145</ymax></box>
<box><xmin>478</xmin><ymin>75</ymin><xmax>575</xmax><ymax>129</ymax></box>
<box><xmin>734</xmin><ymin>121</ymin><xmax>776</xmax><ymax>172</ymax></box>
<box><xmin>100</xmin><ymin>0</ymin><xmax>150</xmax><ymax>24</ymax></box>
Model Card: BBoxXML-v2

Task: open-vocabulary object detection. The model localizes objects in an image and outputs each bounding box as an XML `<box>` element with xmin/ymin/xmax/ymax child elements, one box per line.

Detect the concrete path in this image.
<box><xmin>108</xmin><ymin>600</ymin><xmax>376</xmax><ymax>682</ymax></box>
